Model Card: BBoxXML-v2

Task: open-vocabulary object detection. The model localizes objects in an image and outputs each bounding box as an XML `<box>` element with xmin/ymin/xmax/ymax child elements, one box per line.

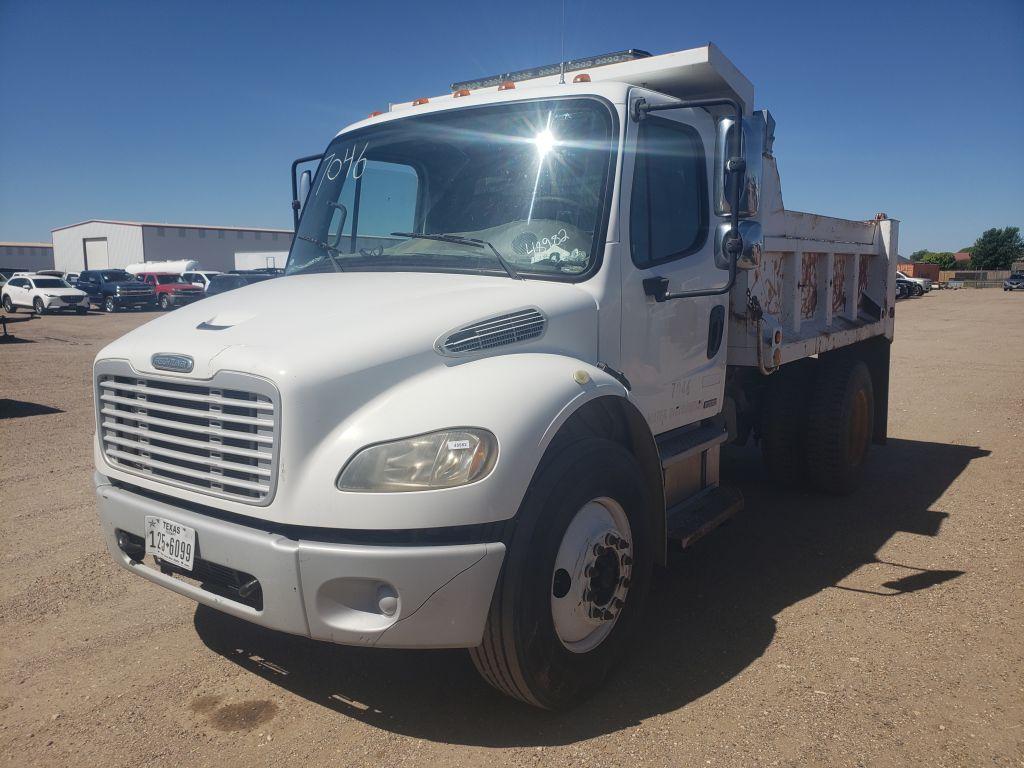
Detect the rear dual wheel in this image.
<box><xmin>805</xmin><ymin>358</ymin><xmax>874</xmax><ymax>495</ymax></box>
<box><xmin>759</xmin><ymin>357</ymin><xmax>874</xmax><ymax>496</ymax></box>
<box><xmin>470</xmin><ymin>438</ymin><xmax>652</xmax><ymax>710</ymax></box>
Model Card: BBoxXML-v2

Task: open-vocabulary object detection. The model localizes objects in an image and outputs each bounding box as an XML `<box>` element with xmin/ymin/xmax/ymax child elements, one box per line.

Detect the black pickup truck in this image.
<box><xmin>75</xmin><ymin>270</ymin><xmax>157</xmax><ymax>313</ymax></box>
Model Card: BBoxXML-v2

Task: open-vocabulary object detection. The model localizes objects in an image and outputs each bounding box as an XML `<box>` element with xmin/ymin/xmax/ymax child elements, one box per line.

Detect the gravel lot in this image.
<box><xmin>1</xmin><ymin>290</ymin><xmax>1022</xmax><ymax>768</ymax></box>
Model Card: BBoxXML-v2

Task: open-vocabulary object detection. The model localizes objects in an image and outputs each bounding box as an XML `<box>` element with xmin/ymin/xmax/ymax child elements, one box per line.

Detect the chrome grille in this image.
<box><xmin>440</xmin><ymin>308</ymin><xmax>546</xmax><ymax>355</ymax></box>
<box><xmin>96</xmin><ymin>371</ymin><xmax>278</xmax><ymax>504</ymax></box>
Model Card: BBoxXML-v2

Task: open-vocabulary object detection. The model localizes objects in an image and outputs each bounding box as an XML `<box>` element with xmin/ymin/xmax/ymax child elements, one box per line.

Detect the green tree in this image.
<box><xmin>969</xmin><ymin>227</ymin><xmax>1023</xmax><ymax>270</ymax></box>
<box><xmin>918</xmin><ymin>251</ymin><xmax>957</xmax><ymax>270</ymax></box>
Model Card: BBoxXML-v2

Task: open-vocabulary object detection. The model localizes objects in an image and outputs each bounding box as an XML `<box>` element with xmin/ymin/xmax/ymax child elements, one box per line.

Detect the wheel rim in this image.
<box><xmin>550</xmin><ymin>496</ymin><xmax>633</xmax><ymax>654</ymax></box>
<box><xmin>34</xmin><ymin>300</ymin><xmax>43</xmax><ymax>313</ymax></box>
<box><xmin>848</xmin><ymin>388</ymin><xmax>871</xmax><ymax>465</ymax></box>
<box><xmin>106</xmin><ymin>298</ymin><xmax>114</xmax><ymax>311</ymax></box>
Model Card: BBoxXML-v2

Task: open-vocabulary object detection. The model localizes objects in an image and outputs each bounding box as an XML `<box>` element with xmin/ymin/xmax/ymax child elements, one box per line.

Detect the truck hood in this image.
<box><xmin>96</xmin><ymin>272</ymin><xmax>599</xmax><ymax>384</ymax></box>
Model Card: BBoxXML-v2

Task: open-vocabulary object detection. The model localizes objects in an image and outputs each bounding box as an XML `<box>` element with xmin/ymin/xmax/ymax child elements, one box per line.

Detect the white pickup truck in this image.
<box><xmin>92</xmin><ymin>44</ymin><xmax>898</xmax><ymax>709</ymax></box>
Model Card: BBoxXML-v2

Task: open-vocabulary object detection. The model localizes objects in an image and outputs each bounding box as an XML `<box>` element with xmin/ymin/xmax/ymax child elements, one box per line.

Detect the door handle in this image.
<box><xmin>643</xmin><ymin>276</ymin><xmax>670</xmax><ymax>302</ymax></box>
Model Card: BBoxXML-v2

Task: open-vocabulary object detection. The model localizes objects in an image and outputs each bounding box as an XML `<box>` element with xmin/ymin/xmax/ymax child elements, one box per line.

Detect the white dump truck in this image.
<box><xmin>92</xmin><ymin>44</ymin><xmax>898</xmax><ymax>709</ymax></box>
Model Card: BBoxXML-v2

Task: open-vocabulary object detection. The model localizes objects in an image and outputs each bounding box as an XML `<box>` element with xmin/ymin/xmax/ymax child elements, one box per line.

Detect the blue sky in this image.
<box><xmin>1</xmin><ymin>0</ymin><xmax>1021</xmax><ymax>254</ymax></box>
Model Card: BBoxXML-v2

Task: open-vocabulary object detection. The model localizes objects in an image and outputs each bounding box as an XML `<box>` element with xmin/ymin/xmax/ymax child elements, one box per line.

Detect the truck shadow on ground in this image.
<box><xmin>194</xmin><ymin>437</ymin><xmax>983</xmax><ymax>746</ymax></box>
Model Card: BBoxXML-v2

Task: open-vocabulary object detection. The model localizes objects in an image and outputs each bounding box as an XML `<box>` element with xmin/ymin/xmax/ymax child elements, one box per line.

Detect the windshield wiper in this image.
<box><xmin>390</xmin><ymin>232</ymin><xmax>521</xmax><ymax>280</ymax></box>
<box><xmin>295</xmin><ymin>234</ymin><xmax>345</xmax><ymax>272</ymax></box>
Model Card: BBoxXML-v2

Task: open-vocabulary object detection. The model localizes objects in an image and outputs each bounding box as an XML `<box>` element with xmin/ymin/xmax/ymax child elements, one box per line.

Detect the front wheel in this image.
<box><xmin>158</xmin><ymin>294</ymin><xmax>171</xmax><ymax>311</ymax></box>
<box><xmin>104</xmin><ymin>297</ymin><xmax>117</xmax><ymax>313</ymax></box>
<box><xmin>470</xmin><ymin>437</ymin><xmax>653</xmax><ymax>709</ymax></box>
<box><xmin>33</xmin><ymin>298</ymin><xmax>46</xmax><ymax>315</ymax></box>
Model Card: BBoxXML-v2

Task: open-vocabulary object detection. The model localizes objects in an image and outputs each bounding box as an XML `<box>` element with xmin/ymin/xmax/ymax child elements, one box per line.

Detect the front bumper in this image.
<box><xmin>163</xmin><ymin>292</ymin><xmax>203</xmax><ymax>305</ymax></box>
<box><xmin>94</xmin><ymin>473</ymin><xmax>505</xmax><ymax>648</ymax></box>
<box><xmin>111</xmin><ymin>294</ymin><xmax>156</xmax><ymax>306</ymax></box>
<box><xmin>44</xmin><ymin>296</ymin><xmax>89</xmax><ymax>309</ymax></box>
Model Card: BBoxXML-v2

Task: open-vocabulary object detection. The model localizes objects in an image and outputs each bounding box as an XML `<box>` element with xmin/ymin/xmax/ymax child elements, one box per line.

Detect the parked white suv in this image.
<box><xmin>897</xmin><ymin>271</ymin><xmax>931</xmax><ymax>295</ymax></box>
<box><xmin>2</xmin><ymin>274</ymin><xmax>90</xmax><ymax>314</ymax></box>
<box><xmin>181</xmin><ymin>271</ymin><xmax>222</xmax><ymax>292</ymax></box>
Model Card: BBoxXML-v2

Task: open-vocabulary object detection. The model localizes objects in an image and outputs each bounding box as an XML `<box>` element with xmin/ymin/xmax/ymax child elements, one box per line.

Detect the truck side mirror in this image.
<box><xmin>714</xmin><ymin>116</ymin><xmax>765</xmax><ymax>218</ymax></box>
<box><xmin>298</xmin><ymin>170</ymin><xmax>312</xmax><ymax>212</ymax></box>
<box><xmin>714</xmin><ymin>221</ymin><xmax>763</xmax><ymax>270</ymax></box>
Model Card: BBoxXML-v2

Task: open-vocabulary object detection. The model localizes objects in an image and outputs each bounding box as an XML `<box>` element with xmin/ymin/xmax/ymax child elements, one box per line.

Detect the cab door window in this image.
<box><xmin>629</xmin><ymin>118</ymin><xmax>708</xmax><ymax>268</ymax></box>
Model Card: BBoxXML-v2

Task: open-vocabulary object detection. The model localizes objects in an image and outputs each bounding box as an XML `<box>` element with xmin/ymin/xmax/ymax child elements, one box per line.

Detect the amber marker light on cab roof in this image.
<box><xmin>453</xmin><ymin>88</ymin><xmax>471</xmax><ymax>97</ymax></box>
<box><xmin>573</xmin><ymin>73</ymin><xmax>591</xmax><ymax>83</ymax></box>
<box><xmin>368</xmin><ymin>110</ymin><xmax>383</xmax><ymax>117</ymax></box>
<box><xmin>498</xmin><ymin>81</ymin><xmax>515</xmax><ymax>90</ymax></box>
<box><xmin>412</xmin><ymin>97</ymin><xmax>429</xmax><ymax>105</ymax></box>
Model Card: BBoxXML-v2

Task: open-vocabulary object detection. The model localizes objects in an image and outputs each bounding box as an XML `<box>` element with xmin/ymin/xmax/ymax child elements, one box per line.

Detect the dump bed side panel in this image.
<box><xmin>727</xmin><ymin>158</ymin><xmax>897</xmax><ymax>368</ymax></box>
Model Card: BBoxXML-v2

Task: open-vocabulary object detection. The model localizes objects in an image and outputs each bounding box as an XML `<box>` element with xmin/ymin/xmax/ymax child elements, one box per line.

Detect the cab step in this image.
<box><xmin>666</xmin><ymin>485</ymin><xmax>744</xmax><ymax>549</ymax></box>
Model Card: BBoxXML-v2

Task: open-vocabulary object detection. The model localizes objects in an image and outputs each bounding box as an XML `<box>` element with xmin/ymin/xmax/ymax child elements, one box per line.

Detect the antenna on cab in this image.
<box><xmin>558</xmin><ymin>0</ymin><xmax>566</xmax><ymax>84</ymax></box>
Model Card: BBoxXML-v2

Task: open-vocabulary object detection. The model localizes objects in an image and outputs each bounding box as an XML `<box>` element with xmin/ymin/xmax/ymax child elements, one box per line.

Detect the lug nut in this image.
<box><xmin>604</xmin><ymin>532</ymin><xmax>620</xmax><ymax>546</ymax></box>
<box><xmin>593</xmin><ymin>543</ymin><xmax>606</xmax><ymax>556</ymax></box>
<box><xmin>615</xmin><ymin>539</ymin><xmax>629</xmax><ymax>550</ymax></box>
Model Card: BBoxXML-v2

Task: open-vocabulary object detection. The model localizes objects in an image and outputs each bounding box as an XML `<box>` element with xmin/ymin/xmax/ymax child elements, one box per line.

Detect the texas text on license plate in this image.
<box><xmin>144</xmin><ymin>515</ymin><xmax>196</xmax><ymax>571</ymax></box>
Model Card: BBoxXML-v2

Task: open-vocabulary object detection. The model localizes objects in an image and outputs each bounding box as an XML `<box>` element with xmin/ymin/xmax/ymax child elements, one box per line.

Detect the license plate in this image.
<box><xmin>144</xmin><ymin>516</ymin><xmax>196</xmax><ymax>571</ymax></box>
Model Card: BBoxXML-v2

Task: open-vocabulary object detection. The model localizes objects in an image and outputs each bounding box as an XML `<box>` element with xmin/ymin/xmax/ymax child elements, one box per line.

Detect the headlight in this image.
<box><xmin>337</xmin><ymin>428</ymin><xmax>497</xmax><ymax>492</ymax></box>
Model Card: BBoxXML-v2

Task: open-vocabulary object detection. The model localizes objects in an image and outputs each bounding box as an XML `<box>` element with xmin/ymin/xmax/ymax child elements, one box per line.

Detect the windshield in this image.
<box><xmin>33</xmin><ymin>278</ymin><xmax>69</xmax><ymax>288</ymax></box>
<box><xmin>155</xmin><ymin>275</ymin><xmax>186</xmax><ymax>284</ymax></box>
<box><xmin>100</xmin><ymin>271</ymin><xmax>133</xmax><ymax>282</ymax></box>
<box><xmin>288</xmin><ymin>98</ymin><xmax>615</xmax><ymax>280</ymax></box>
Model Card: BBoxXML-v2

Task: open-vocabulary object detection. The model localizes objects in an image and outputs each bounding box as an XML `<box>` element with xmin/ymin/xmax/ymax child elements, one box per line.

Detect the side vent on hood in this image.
<box><xmin>438</xmin><ymin>308</ymin><xmax>547</xmax><ymax>356</ymax></box>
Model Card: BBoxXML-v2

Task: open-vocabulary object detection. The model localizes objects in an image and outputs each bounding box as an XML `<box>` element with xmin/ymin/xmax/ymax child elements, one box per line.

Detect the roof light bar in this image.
<box><xmin>451</xmin><ymin>49</ymin><xmax>651</xmax><ymax>92</ymax></box>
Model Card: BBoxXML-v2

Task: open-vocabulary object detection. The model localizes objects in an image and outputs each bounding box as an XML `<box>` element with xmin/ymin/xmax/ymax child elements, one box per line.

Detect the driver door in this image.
<box><xmin>619</xmin><ymin>89</ymin><xmax>728</xmax><ymax>436</ymax></box>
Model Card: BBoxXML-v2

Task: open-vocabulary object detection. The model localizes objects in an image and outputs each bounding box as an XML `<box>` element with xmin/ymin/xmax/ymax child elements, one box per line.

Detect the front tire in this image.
<box><xmin>2</xmin><ymin>295</ymin><xmax>14</xmax><ymax>313</ymax></box>
<box><xmin>33</xmin><ymin>298</ymin><xmax>46</xmax><ymax>315</ymax></box>
<box><xmin>470</xmin><ymin>437</ymin><xmax>653</xmax><ymax>709</ymax></box>
<box><xmin>159</xmin><ymin>294</ymin><xmax>171</xmax><ymax>311</ymax></box>
<box><xmin>804</xmin><ymin>358</ymin><xmax>874</xmax><ymax>496</ymax></box>
<box><xmin>105</xmin><ymin>297</ymin><xmax>117</xmax><ymax>313</ymax></box>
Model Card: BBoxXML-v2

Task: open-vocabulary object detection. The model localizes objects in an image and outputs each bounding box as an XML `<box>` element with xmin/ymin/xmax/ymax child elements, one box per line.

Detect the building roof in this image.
<box><xmin>953</xmin><ymin>251</ymin><xmax>972</xmax><ymax>261</ymax></box>
<box><xmin>51</xmin><ymin>219</ymin><xmax>293</xmax><ymax>234</ymax></box>
<box><xmin>0</xmin><ymin>241</ymin><xmax>53</xmax><ymax>248</ymax></box>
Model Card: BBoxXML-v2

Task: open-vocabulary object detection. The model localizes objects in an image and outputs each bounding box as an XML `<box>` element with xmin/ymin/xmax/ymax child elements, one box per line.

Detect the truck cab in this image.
<box><xmin>92</xmin><ymin>45</ymin><xmax>897</xmax><ymax>709</ymax></box>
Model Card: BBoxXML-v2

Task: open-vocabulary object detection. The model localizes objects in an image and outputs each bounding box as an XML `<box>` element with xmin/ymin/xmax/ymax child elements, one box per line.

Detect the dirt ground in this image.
<box><xmin>1</xmin><ymin>290</ymin><xmax>1021</xmax><ymax>768</ymax></box>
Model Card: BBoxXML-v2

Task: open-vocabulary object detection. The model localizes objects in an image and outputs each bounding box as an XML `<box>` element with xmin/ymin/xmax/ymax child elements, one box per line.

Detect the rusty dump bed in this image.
<box><xmin>726</xmin><ymin>153</ymin><xmax>898</xmax><ymax>368</ymax></box>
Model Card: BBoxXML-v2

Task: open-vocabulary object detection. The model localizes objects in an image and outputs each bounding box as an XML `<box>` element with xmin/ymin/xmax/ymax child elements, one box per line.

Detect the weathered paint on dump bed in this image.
<box><xmin>728</xmin><ymin>154</ymin><xmax>898</xmax><ymax>367</ymax></box>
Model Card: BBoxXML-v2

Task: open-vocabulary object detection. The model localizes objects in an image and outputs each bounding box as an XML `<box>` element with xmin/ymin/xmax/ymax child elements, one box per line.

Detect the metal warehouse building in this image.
<box><xmin>0</xmin><ymin>242</ymin><xmax>55</xmax><ymax>272</ymax></box>
<box><xmin>52</xmin><ymin>220</ymin><xmax>293</xmax><ymax>274</ymax></box>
